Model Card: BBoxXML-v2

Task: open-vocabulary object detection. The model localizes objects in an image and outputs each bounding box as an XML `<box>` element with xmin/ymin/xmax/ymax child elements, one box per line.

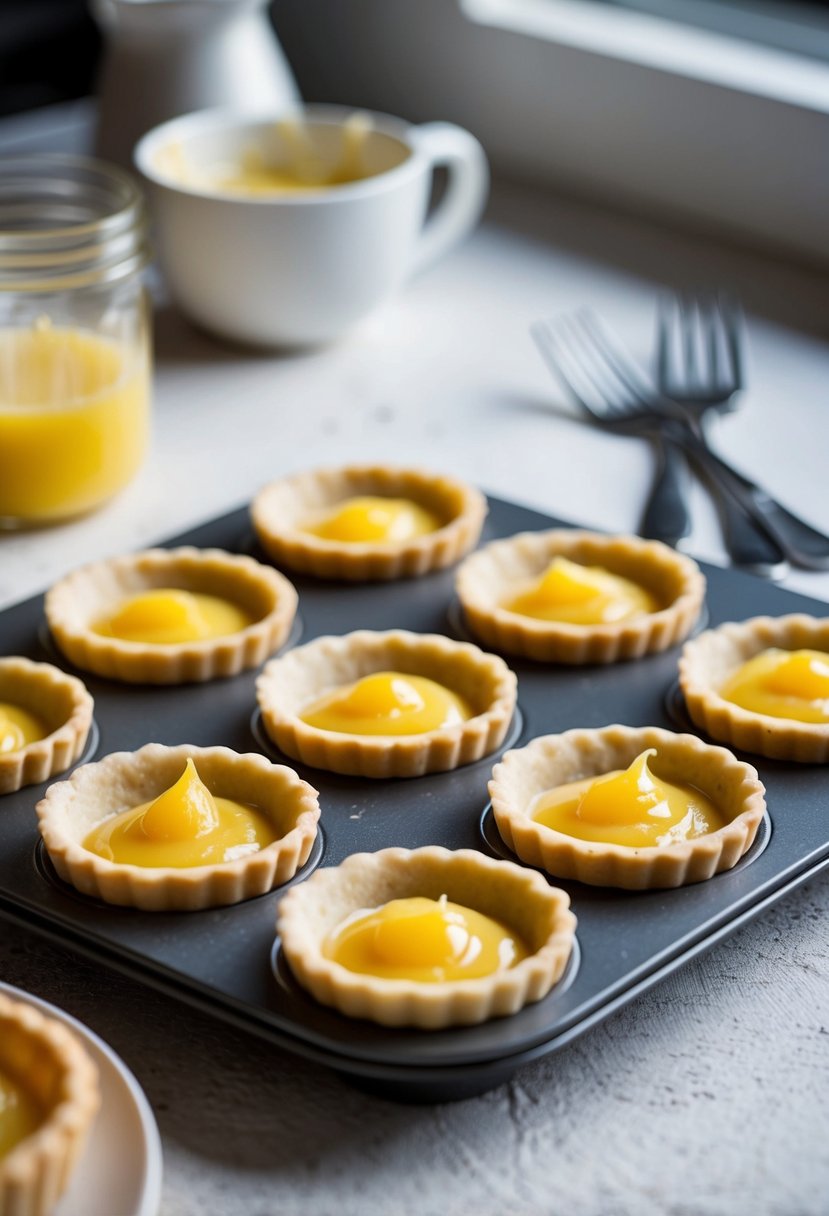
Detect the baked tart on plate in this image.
<box><xmin>37</xmin><ymin>743</ymin><xmax>320</xmax><ymax>910</ymax></box>
<box><xmin>0</xmin><ymin>991</ymin><xmax>99</xmax><ymax>1216</ymax></box>
<box><xmin>251</xmin><ymin>465</ymin><xmax>487</xmax><ymax>581</ymax></box>
<box><xmin>45</xmin><ymin>547</ymin><xmax>298</xmax><ymax>684</ymax></box>
<box><xmin>489</xmin><ymin>724</ymin><xmax>765</xmax><ymax>889</ymax></box>
<box><xmin>679</xmin><ymin>613</ymin><xmax>829</xmax><ymax>762</ymax></box>
<box><xmin>276</xmin><ymin>846</ymin><xmax>576</xmax><ymax>1028</ymax></box>
<box><xmin>456</xmin><ymin>529</ymin><xmax>705</xmax><ymax>663</ymax></box>
<box><xmin>256</xmin><ymin>629</ymin><xmax>517</xmax><ymax>778</ymax></box>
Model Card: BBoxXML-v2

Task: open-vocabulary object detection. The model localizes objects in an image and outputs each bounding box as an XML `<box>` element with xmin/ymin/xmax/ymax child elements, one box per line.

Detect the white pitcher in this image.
<box><xmin>92</xmin><ymin>0</ymin><xmax>299</xmax><ymax>166</ymax></box>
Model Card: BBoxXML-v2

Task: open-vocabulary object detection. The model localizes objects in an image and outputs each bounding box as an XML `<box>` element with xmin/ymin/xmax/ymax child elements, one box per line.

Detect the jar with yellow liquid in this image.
<box><xmin>0</xmin><ymin>156</ymin><xmax>151</xmax><ymax>527</ymax></box>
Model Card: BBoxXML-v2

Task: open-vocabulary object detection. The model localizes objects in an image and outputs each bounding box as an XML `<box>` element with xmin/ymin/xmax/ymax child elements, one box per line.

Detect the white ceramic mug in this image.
<box><xmin>134</xmin><ymin>106</ymin><xmax>489</xmax><ymax>346</ymax></box>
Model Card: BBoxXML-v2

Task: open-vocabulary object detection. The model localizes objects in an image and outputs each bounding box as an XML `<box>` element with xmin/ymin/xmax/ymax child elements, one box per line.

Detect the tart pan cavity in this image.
<box><xmin>44</xmin><ymin>546</ymin><xmax>298</xmax><ymax>684</ymax></box>
<box><xmin>256</xmin><ymin>629</ymin><xmax>517</xmax><ymax>778</ymax></box>
<box><xmin>251</xmin><ymin>464</ymin><xmax>487</xmax><ymax>581</ymax></box>
<box><xmin>277</xmin><ymin>846</ymin><xmax>576</xmax><ymax>1029</ymax></box>
<box><xmin>456</xmin><ymin>529</ymin><xmax>705</xmax><ymax>663</ymax></box>
<box><xmin>36</xmin><ymin>743</ymin><xmax>320</xmax><ymax>910</ymax></box>
<box><xmin>489</xmin><ymin>724</ymin><xmax>766</xmax><ymax>890</ymax></box>
<box><xmin>0</xmin><ymin>991</ymin><xmax>100</xmax><ymax>1216</ymax></box>
<box><xmin>679</xmin><ymin>614</ymin><xmax>829</xmax><ymax>763</ymax></box>
<box><xmin>0</xmin><ymin>658</ymin><xmax>93</xmax><ymax>796</ymax></box>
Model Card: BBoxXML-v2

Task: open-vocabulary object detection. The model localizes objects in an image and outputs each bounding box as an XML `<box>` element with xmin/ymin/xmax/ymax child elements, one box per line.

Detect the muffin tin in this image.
<box><xmin>0</xmin><ymin>496</ymin><xmax>828</xmax><ymax>1102</ymax></box>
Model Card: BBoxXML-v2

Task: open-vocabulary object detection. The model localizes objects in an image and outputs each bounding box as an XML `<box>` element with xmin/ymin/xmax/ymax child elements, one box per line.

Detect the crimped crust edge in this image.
<box><xmin>489</xmin><ymin>724</ymin><xmax>766</xmax><ymax>890</ymax></box>
<box><xmin>276</xmin><ymin>846</ymin><xmax>577</xmax><ymax>1028</ymax></box>
<box><xmin>679</xmin><ymin>614</ymin><xmax>829</xmax><ymax>763</ymax></box>
<box><xmin>456</xmin><ymin>530</ymin><xmax>705</xmax><ymax>663</ymax></box>
<box><xmin>0</xmin><ymin>658</ymin><xmax>94</xmax><ymax>796</ymax></box>
<box><xmin>44</xmin><ymin>547</ymin><xmax>299</xmax><ymax>685</ymax></box>
<box><xmin>0</xmin><ymin>992</ymin><xmax>100</xmax><ymax>1216</ymax></box>
<box><xmin>36</xmin><ymin>743</ymin><xmax>320</xmax><ymax>910</ymax></box>
<box><xmin>251</xmin><ymin>465</ymin><xmax>487</xmax><ymax>581</ymax></box>
<box><xmin>256</xmin><ymin>629</ymin><xmax>518</xmax><ymax>778</ymax></box>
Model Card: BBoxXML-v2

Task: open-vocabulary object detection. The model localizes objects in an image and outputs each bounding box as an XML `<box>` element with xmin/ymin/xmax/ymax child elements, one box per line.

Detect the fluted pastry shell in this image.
<box><xmin>0</xmin><ymin>991</ymin><xmax>100</xmax><ymax>1216</ymax></box>
<box><xmin>679</xmin><ymin>614</ymin><xmax>829</xmax><ymax>762</ymax></box>
<box><xmin>36</xmin><ymin>743</ymin><xmax>320</xmax><ymax>910</ymax></box>
<box><xmin>251</xmin><ymin>464</ymin><xmax>487</xmax><ymax>581</ymax></box>
<box><xmin>277</xmin><ymin>846</ymin><xmax>576</xmax><ymax>1028</ymax></box>
<box><xmin>489</xmin><ymin>724</ymin><xmax>765</xmax><ymax>890</ymax></box>
<box><xmin>0</xmin><ymin>658</ymin><xmax>93</xmax><ymax>796</ymax></box>
<box><xmin>256</xmin><ymin>629</ymin><xmax>517</xmax><ymax>778</ymax></box>
<box><xmin>456</xmin><ymin>529</ymin><xmax>705</xmax><ymax>663</ymax></box>
<box><xmin>45</xmin><ymin>547</ymin><xmax>298</xmax><ymax>685</ymax></box>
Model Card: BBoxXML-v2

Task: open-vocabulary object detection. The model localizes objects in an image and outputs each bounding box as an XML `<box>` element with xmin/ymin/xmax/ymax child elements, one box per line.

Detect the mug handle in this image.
<box><xmin>408</xmin><ymin>122</ymin><xmax>489</xmax><ymax>273</ymax></box>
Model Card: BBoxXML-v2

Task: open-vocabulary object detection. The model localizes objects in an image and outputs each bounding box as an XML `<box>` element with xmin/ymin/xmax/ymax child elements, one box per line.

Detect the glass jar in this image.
<box><xmin>0</xmin><ymin>155</ymin><xmax>151</xmax><ymax>528</ymax></box>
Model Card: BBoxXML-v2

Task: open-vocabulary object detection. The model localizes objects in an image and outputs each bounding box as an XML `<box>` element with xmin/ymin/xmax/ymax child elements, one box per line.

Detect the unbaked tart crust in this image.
<box><xmin>0</xmin><ymin>991</ymin><xmax>100</xmax><ymax>1216</ymax></box>
<box><xmin>0</xmin><ymin>658</ymin><xmax>93</xmax><ymax>796</ymax></box>
<box><xmin>255</xmin><ymin>629</ymin><xmax>518</xmax><ymax>778</ymax></box>
<box><xmin>44</xmin><ymin>546</ymin><xmax>298</xmax><ymax>684</ymax></box>
<box><xmin>679</xmin><ymin>613</ymin><xmax>829</xmax><ymax>763</ymax></box>
<box><xmin>455</xmin><ymin>529</ymin><xmax>705</xmax><ymax>664</ymax></box>
<box><xmin>276</xmin><ymin>846</ymin><xmax>577</xmax><ymax>1029</ymax></box>
<box><xmin>36</xmin><ymin>743</ymin><xmax>320</xmax><ymax>910</ymax></box>
<box><xmin>250</xmin><ymin>464</ymin><xmax>487</xmax><ymax>581</ymax></box>
<box><xmin>489</xmin><ymin>724</ymin><xmax>766</xmax><ymax>890</ymax></box>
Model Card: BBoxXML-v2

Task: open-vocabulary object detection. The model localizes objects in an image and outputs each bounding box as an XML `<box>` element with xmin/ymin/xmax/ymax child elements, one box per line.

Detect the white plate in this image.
<box><xmin>0</xmin><ymin>981</ymin><xmax>163</xmax><ymax>1216</ymax></box>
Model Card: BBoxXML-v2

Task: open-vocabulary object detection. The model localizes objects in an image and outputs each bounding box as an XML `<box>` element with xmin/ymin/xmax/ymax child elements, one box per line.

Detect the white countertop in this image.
<box><xmin>0</xmin><ymin>103</ymin><xmax>827</xmax><ymax>1216</ymax></box>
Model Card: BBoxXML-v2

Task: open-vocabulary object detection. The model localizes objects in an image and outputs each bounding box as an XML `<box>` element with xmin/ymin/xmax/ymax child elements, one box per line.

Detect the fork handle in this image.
<box><xmin>675</xmin><ymin>427</ymin><xmax>829</xmax><ymax>571</ymax></box>
<box><xmin>640</xmin><ymin>437</ymin><xmax>692</xmax><ymax>546</ymax></box>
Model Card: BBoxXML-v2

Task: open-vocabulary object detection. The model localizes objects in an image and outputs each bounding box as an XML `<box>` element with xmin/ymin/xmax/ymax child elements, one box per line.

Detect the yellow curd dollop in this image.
<box><xmin>299</xmin><ymin>671</ymin><xmax>472</xmax><ymax>736</ymax></box>
<box><xmin>302</xmin><ymin>496</ymin><xmax>441</xmax><ymax>544</ymax></box>
<box><xmin>323</xmin><ymin>894</ymin><xmax>528</xmax><ymax>982</ymax></box>
<box><xmin>0</xmin><ymin>702</ymin><xmax>48</xmax><ymax>755</ymax></box>
<box><xmin>504</xmin><ymin>556</ymin><xmax>658</xmax><ymax>625</ymax></box>
<box><xmin>719</xmin><ymin>648</ymin><xmax>829</xmax><ymax>724</ymax></box>
<box><xmin>532</xmin><ymin>748</ymin><xmax>727</xmax><ymax>847</ymax></box>
<box><xmin>82</xmin><ymin>758</ymin><xmax>277</xmax><ymax>868</ymax></box>
<box><xmin>0</xmin><ymin>1069</ymin><xmax>41</xmax><ymax>1159</ymax></box>
<box><xmin>93</xmin><ymin>589</ymin><xmax>254</xmax><ymax>646</ymax></box>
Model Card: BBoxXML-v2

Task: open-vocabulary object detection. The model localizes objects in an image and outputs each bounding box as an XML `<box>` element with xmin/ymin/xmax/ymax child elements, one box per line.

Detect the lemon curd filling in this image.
<box><xmin>719</xmin><ymin>648</ymin><xmax>829</xmax><ymax>724</ymax></box>
<box><xmin>532</xmin><ymin>748</ymin><xmax>727</xmax><ymax>847</ymax></box>
<box><xmin>0</xmin><ymin>702</ymin><xmax>48</xmax><ymax>754</ymax></box>
<box><xmin>323</xmin><ymin>894</ymin><xmax>528</xmax><ymax>982</ymax></box>
<box><xmin>82</xmin><ymin>758</ymin><xmax>277</xmax><ymax>867</ymax></box>
<box><xmin>504</xmin><ymin>556</ymin><xmax>659</xmax><ymax>625</ymax></box>
<box><xmin>0</xmin><ymin>1069</ymin><xmax>41</xmax><ymax>1158</ymax></box>
<box><xmin>302</xmin><ymin>496</ymin><xmax>442</xmax><ymax>544</ymax></box>
<box><xmin>299</xmin><ymin>671</ymin><xmax>472</xmax><ymax>736</ymax></box>
<box><xmin>93</xmin><ymin>589</ymin><xmax>255</xmax><ymax>646</ymax></box>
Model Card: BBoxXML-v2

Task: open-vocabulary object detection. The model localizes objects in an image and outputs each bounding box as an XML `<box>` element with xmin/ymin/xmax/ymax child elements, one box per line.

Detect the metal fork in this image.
<box><xmin>640</xmin><ymin>294</ymin><xmax>741</xmax><ymax>545</ymax></box>
<box><xmin>653</xmin><ymin>295</ymin><xmax>829</xmax><ymax>571</ymax></box>
<box><xmin>531</xmin><ymin>310</ymin><xmax>789</xmax><ymax>576</ymax></box>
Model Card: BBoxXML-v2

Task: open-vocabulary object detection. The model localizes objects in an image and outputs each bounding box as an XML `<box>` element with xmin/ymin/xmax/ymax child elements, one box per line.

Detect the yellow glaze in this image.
<box><xmin>0</xmin><ymin>320</ymin><xmax>149</xmax><ymax>523</ymax></box>
<box><xmin>93</xmin><ymin>589</ymin><xmax>254</xmax><ymax>646</ymax></box>
<box><xmin>532</xmin><ymin>748</ymin><xmax>727</xmax><ymax>847</ymax></box>
<box><xmin>0</xmin><ymin>1069</ymin><xmax>41</xmax><ymax>1159</ymax></box>
<box><xmin>720</xmin><ymin>648</ymin><xmax>829</xmax><ymax>724</ymax></box>
<box><xmin>302</xmin><ymin>496</ymin><xmax>441</xmax><ymax>544</ymax></box>
<box><xmin>504</xmin><ymin>556</ymin><xmax>658</xmax><ymax>624</ymax></box>
<box><xmin>0</xmin><ymin>702</ymin><xmax>48</xmax><ymax>755</ymax></box>
<box><xmin>83</xmin><ymin>758</ymin><xmax>277</xmax><ymax>867</ymax></box>
<box><xmin>299</xmin><ymin>671</ymin><xmax>472</xmax><ymax>736</ymax></box>
<box><xmin>323</xmin><ymin>894</ymin><xmax>527</xmax><ymax>982</ymax></box>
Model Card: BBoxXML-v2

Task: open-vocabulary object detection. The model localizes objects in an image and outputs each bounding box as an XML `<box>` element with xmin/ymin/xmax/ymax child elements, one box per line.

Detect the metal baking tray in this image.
<box><xmin>1</xmin><ymin>497</ymin><xmax>828</xmax><ymax>1103</ymax></box>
